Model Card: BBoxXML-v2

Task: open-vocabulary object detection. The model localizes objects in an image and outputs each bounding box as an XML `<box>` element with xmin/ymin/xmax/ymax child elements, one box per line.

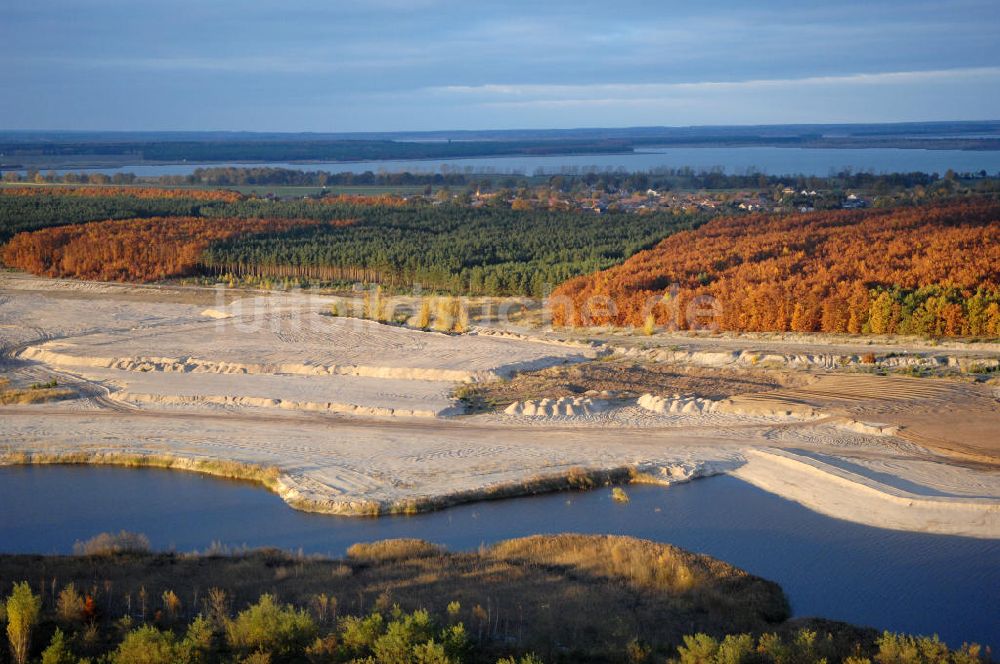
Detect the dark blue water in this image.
<box><xmin>29</xmin><ymin>147</ymin><xmax>1000</xmax><ymax>177</ymax></box>
<box><xmin>0</xmin><ymin>466</ymin><xmax>996</xmax><ymax>649</ymax></box>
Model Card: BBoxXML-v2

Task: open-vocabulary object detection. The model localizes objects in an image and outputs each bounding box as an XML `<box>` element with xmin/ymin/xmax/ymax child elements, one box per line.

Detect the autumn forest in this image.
<box><xmin>552</xmin><ymin>200</ymin><xmax>1000</xmax><ymax>336</ymax></box>
<box><xmin>1</xmin><ymin>184</ymin><xmax>998</xmax><ymax>337</ymax></box>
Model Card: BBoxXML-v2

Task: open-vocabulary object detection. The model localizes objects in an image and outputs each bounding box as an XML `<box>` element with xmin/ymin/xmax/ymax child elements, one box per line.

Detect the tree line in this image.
<box><xmin>8</xmin><ymin>167</ymin><xmax>995</xmax><ymax>196</ymax></box>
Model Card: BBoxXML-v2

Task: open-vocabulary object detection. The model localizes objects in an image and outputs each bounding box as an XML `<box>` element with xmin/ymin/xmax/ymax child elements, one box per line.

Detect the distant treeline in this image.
<box><xmin>11</xmin><ymin>166</ymin><xmax>996</xmax><ymax>194</ymax></box>
<box><xmin>181</xmin><ymin>167</ymin><xmax>959</xmax><ymax>192</ymax></box>
<box><xmin>0</xmin><ymin>138</ymin><xmax>633</xmax><ymax>164</ymax></box>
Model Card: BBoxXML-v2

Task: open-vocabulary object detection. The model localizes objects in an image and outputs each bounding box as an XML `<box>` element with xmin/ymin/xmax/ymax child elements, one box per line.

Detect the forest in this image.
<box><xmin>551</xmin><ymin>200</ymin><xmax>1000</xmax><ymax>337</ymax></box>
<box><xmin>0</xmin><ymin>187</ymin><xmax>240</xmax><ymax>241</ymax></box>
<box><xmin>200</xmin><ymin>205</ymin><xmax>706</xmax><ymax>295</ymax></box>
<box><xmin>0</xmin><ymin>188</ymin><xmax>707</xmax><ymax>294</ymax></box>
<box><xmin>1</xmin><ymin>217</ymin><xmax>324</xmax><ymax>282</ymax></box>
<box><xmin>4</xmin><ymin>187</ymin><xmax>1000</xmax><ymax>330</ymax></box>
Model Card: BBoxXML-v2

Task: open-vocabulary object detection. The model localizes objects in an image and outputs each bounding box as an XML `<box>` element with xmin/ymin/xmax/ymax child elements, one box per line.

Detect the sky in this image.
<box><xmin>2</xmin><ymin>0</ymin><xmax>999</xmax><ymax>132</ymax></box>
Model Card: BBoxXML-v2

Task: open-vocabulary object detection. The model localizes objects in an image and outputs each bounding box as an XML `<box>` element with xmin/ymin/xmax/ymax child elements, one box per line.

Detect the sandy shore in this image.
<box><xmin>2</xmin><ymin>274</ymin><xmax>998</xmax><ymax>538</ymax></box>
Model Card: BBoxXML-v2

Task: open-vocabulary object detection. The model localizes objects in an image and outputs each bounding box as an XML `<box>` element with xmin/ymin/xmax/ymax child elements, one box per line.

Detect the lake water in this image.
<box><xmin>0</xmin><ymin>465</ymin><xmax>997</xmax><ymax>649</ymax></box>
<box><xmin>35</xmin><ymin>147</ymin><xmax>1000</xmax><ymax>178</ymax></box>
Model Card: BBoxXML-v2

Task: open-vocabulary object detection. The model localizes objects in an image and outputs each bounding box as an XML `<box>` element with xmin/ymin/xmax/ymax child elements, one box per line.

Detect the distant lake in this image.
<box><xmin>30</xmin><ymin>146</ymin><xmax>1000</xmax><ymax>178</ymax></box>
<box><xmin>1</xmin><ymin>465</ymin><xmax>997</xmax><ymax>650</ymax></box>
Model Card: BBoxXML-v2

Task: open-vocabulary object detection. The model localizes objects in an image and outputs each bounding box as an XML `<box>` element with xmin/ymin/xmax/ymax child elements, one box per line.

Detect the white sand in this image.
<box><xmin>732</xmin><ymin>449</ymin><xmax>999</xmax><ymax>537</ymax></box>
<box><xmin>2</xmin><ymin>274</ymin><xmax>998</xmax><ymax>537</ymax></box>
<box><xmin>504</xmin><ymin>396</ymin><xmax>611</xmax><ymax>417</ymax></box>
<box><xmin>20</xmin><ymin>312</ymin><xmax>592</xmax><ymax>382</ymax></box>
<box><xmin>79</xmin><ymin>366</ymin><xmax>460</xmax><ymax>417</ymax></box>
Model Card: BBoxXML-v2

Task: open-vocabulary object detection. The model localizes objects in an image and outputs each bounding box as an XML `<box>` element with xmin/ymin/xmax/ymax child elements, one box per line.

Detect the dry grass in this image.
<box><xmin>0</xmin><ymin>535</ymin><xmax>791</xmax><ymax>660</ymax></box>
<box><xmin>486</xmin><ymin>535</ymin><xmax>789</xmax><ymax>623</ymax></box>
<box><xmin>0</xmin><ymin>375</ymin><xmax>75</xmax><ymax>405</ymax></box>
<box><xmin>347</xmin><ymin>539</ymin><xmax>445</xmax><ymax>562</ymax></box>
<box><xmin>0</xmin><ymin>450</ymin><xmax>282</xmax><ymax>490</ymax></box>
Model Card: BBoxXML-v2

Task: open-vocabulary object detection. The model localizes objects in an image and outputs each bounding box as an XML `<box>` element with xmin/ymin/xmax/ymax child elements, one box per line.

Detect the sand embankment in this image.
<box><xmin>732</xmin><ymin>449</ymin><xmax>1000</xmax><ymax>538</ymax></box>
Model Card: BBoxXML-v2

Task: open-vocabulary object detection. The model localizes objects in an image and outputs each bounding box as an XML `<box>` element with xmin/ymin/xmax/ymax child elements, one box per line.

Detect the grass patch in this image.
<box><xmin>0</xmin><ymin>375</ymin><xmax>75</xmax><ymax>405</ymax></box>
<box><xmin>611</xmin><ymin>486</ymin><xmax>631</xmax><ymax>503</ymax></box>
<box><xmin>347</xmin><ymin>539</ymin><xmax>446</xmax><ymax>562</ymax></box>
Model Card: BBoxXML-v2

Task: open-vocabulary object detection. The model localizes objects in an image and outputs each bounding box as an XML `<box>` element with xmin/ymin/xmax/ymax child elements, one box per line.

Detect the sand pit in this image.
<box><xmin>2</xmin><ymin>275</ymin><xmax>998</xmax><ymax>537</ymax></box>
<box><xmin>11</xmin><ymin>293</ymin><xmax>594</xmax><ymax>417</ymax></box>
<box><xmin>20</xmin><ymin>312</ymin><xmax>593</xmax><ymax>382</ymax></box>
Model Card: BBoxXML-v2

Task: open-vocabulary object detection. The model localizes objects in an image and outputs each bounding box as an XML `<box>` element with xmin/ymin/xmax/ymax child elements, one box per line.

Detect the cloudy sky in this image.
<box><xmin>2</xmin><ymin>0</ymin><xmax>999</xmax><ymax>131</ymax></box>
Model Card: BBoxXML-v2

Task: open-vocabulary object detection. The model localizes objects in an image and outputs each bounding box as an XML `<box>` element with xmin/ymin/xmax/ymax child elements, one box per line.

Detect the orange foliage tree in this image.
<box><xmin>1</xmin><ymin>217</ymin><xmax>322</xmax><ymax>282</ymax></box>
<box><xmin>552</xmin><ymin>200</ymin><xmax>1000</xmax><ymax>337</ymax></box>
<box><xmin>316</xmin><ymin>194</ymin><xmax>410</xmax><ymax>207</ymax></box>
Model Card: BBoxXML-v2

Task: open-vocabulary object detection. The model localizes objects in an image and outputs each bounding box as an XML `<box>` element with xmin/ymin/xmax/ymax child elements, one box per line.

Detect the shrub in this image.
<box><xmin>371</xmin><ymin>609</ymin><xmax>436</xmax><ymax>663</ymax></box>
<box><xmin>339</xmin><ymin>612</ymin><xmax>384</xmax><ymax>653</ymax></box>
<box><xmin>162</xmin><ymin>590</ymin><xmax>182</xmax><ymax>621</ymax></box>
<box><xmin>73</xmin><ymin>531</ymin><xmax>151</xmax><ymax>556</ymax></box>
<box><xmin>411</xmin><ymin>639</ymin><xmax>452</xmax><ymax>663</ymax></box>
<box><xmin>205</xmin><ymin>587</ymin><xmax>230</xmax><ymax>628</ymax></box>
<box><xmin>496</xmin><ymin>655</ymin><xmax>544</xmax><ymax>664</ymax></box>
<box><xmin>643</xmin><ymin>313</ymin><xmax>656</xmax><ymax>336</ymax></box>
<box><xmin>182</xmin><ymin>615</ymin><xmax>215</xmax><ymax>664</ymax></box>
<box><xmin>241</xmin><ymin>651</ymin><xmax>273</xmax><ymax>664</ymax></box>
<box><xmin>304</xmin><ymin>634</ymin><xmax>339</xmax><ymax>662</ymax></box>
<box><xmin>40</xmin><ymin>628</ymin><xmax>75</xmax><ymax>664</ymax></box>
<box><xmin>225</xmin><ymin>594</ymin><xmax>317</xmax><ymax>661</ymax></box>
<box><xmin>454</xmin><ymin>300</ymin><xmax>470</xmax><ymax>333</ymax></box>
<box><xmin>434</xmin><ymin>298</ymin><xmax>454</xmax><ymax>332</ymax></box>
<box><xmin>874</xmin><ymin>632</ymin><xmax>951</xmax><ymax>664</ymax></box>
<box><xmin>566</xmin><ymin>466</ymin><xmax>596</xmax><ymax>489</ymax></box>
<box><xmin>111</xmin><ymin>625</ymin><xmax>183</xmax><ymax>664</ymax></box>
